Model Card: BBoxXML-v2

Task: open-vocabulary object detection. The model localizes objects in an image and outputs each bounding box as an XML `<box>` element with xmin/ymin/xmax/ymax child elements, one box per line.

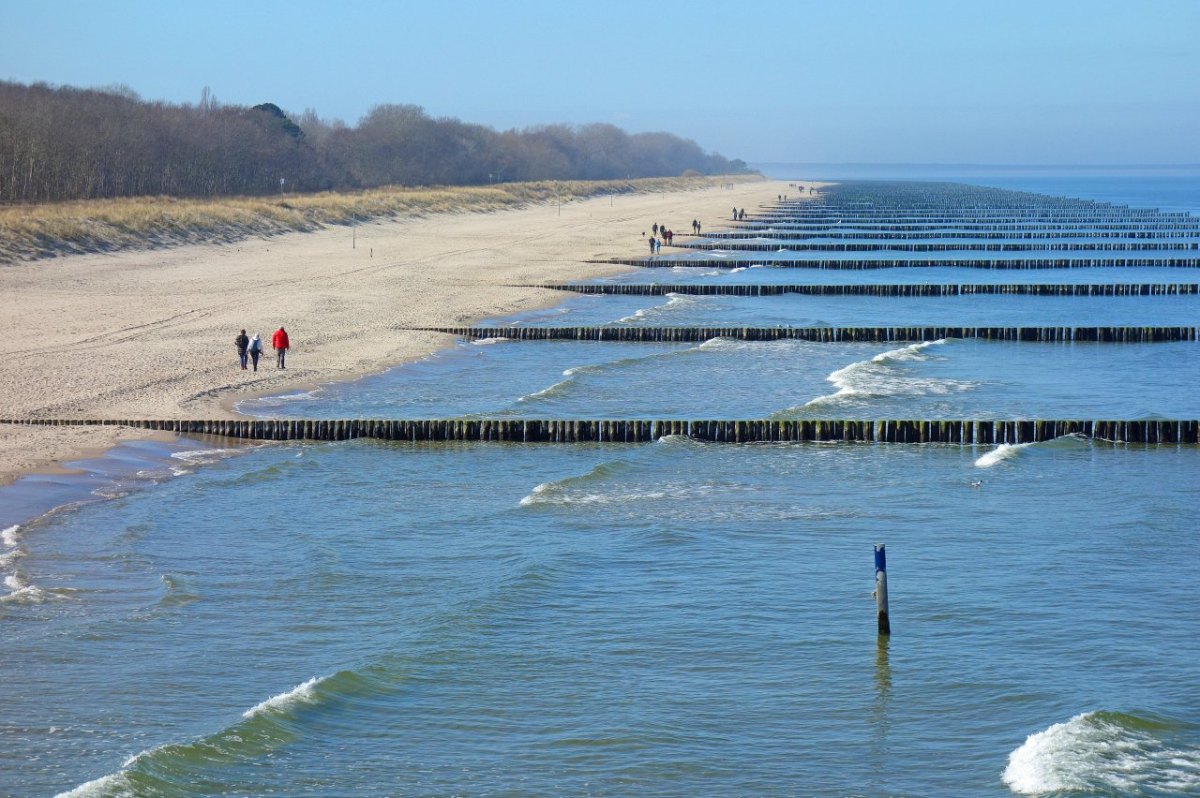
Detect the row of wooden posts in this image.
<box><xmin>750</xmin><ymin>211</ymin><xmax>1190</xmax><ymax>220</ymax></box>
<box><xmin>526</xmin><ymin>282</ymin><xmax>1200</xmax><ymax>297</ymax></box>
<box><xmin>417</xmin><ymin>325</ymin><xmax>1199</xmax><ymax>343</ymax></box>
<box><xmin>602</xmin><ymin>256</ymin><xmax>1200</xmax><ymax>269</ymax></box>
<box><xmin>674</xmin><ymin>241</ymin><xmax>1200</xmax><ymax>253</ymax></box>
<box><xmin>4</xmin><ymin>418</ymin><xmax>1197</xmax><ymax>444</ymax></box>
<box><xmin>700</xmin><ymin>230</ymin><xmax>1200</xmax><ymax>240</ymax></box>
<box><xmin>730</xmin><ymin>222</ymin><xmax>1200</xmax><ymax>232</ymax></box>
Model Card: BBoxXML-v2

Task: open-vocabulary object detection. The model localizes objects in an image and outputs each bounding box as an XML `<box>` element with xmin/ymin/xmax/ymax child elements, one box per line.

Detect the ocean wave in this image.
<box><xmin>2</xmin><ymin>572</ymin><xmax>46</xmax><ymax>604</ymax></box>
<box><xmin>871</xmin><ymin>339</ymin><xmax>946</xmax><ymax>363</ymax></box>
<box><xmin>975</xmin><ymin>442</ymin><xmax>1035</xmax><ymax>468</ymax></box>
<box><xmin>170</xmin><ymin>448</ymin><xmax>242</xmax><ymax>466</ymax></box>
<box><xmin>2</xmin><ymin>523</ymin><xmax>19</xmax><ymax>548</ymax></box>
<box><xmin>472</xmin><ymin>336</ymin><xmax>508</xmax><ymax>345</ymax></box>
<box><xmin>552</xmin><ymin>344</ymin><xmax>708</xmax><ymax>384</ymax></box>
<box><xmin>1003</xmin><ymin>711</ymin><xmax>1200</xmax><ymax>795</ymax></box>
<box><xmin>515</xmin><ymin>377</ymin><xmax>574</xmax><ymax>403</ymax></box>
<box><xmin>55</xmin><ymin>674</ymin><xmax>340</xmax><ymax>798</ymax></box>
<box><xmin>250</xmin><ymin>389</ymin><xmax>322</xmax><ymax>405</ymax></box>
<box><xmin>54</xmin><ymin>772</ymin><xmax>130</xmax><ymax>798</ymax></box>
<box><xmin>797</xmin><ymin>339</ymin><xmax>971</xmax><ymax>409</ymax></box>
<box><xmin>242</xmin><ymin>675</ymin><xmax>326</xmax><ymax>719</ymax></box>
<box><xmin>612</xmin><ymin>293</ymin><xmax>698</xmax><ymax>325</ymax></box>
<box><xmin>518</xmin><ymin>459</ymin><xmax>635</xmax><ymax>506</ymax></box>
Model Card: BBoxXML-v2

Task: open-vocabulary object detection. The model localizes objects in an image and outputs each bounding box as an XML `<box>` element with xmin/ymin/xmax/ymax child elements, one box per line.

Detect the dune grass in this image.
<box><xmin>0</xmin><ymin>175</ymin><xmax>761</xmax><ymax>264</ymax></box>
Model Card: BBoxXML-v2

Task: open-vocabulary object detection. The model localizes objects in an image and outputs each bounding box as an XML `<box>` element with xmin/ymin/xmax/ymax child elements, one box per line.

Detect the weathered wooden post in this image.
<box><xmin>874</xmin><ymin>544</ymin><xmax>891</xmax><ymax>636</ymax></box>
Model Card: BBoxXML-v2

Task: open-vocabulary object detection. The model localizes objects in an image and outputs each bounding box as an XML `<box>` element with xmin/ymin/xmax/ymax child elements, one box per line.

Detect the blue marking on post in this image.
<box><xmin>874</xmin><ymin>544</ymin><xmax>886</xmax><ymax>574</ymax></box>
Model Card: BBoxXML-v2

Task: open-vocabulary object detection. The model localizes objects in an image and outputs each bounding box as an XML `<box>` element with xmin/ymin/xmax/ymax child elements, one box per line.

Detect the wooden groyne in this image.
<box><xmin>673</xmin><ymin>241</ymin><xmax>1200</xmax><ymax>253</ymax></box>
<box><xmin>728</xmin><ymin>223</ymin><xmax>1200</xmax><ymax>232</ymax></box>
<box><xmin>700</xmin><ymin>230</ymin><xmax>1200</xmax><ymax>241</ymax></box>
<box><xmin>524</xmin><ymin>282</ymin><xmax>1200</xmax><ymax>297</ymax></box>
<box><xmin>595</xmin><ymin>257</ymin><xmax>1200</xmax><ymax>270</ymax></box>
<box><xmin>749</xmin><ymin>212</ymin><xmax>1190</xmax><ymax>221</ymax></box>
<box><xmin>3</xmin><ymin>418</ymin><xmax>1196</xmax><ymax>445</ymax></box>
<box><xmin>418</xmin><ymin>325</ymin><xmax>1199</xmax><ymax>343</ymax></box>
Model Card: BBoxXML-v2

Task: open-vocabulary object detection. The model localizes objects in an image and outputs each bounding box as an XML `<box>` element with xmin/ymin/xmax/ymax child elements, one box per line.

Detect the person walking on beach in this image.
<box><xmin>247</xmin><ymin>333</ymin><xmax>263</xmax><ymax>371</ymax></box>
<box><xmin>649</xmin><ymin>236</ymin><xmax>657</xmax><ymax>254</ymax></box>
<box><xmin>235</xmin><ymin>329</ymin><xmax>249</xmax><ymax>370</ymax></box>
<box><xmin>272</xmin><ymin>326</ymin><xmax>290</xmax><ymax>369</ymax></box>
<box><xmin>652</xmin><ymin>223</ymin><xmax>659</xmax><ymax>236</ymax></box>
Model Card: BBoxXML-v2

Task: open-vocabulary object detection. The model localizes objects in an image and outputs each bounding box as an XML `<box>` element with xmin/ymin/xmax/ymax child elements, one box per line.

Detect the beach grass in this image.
<box><xmin>0</xmin><ymin>175</ymin><xmax>761</xmax><ymax>264</ymax></box>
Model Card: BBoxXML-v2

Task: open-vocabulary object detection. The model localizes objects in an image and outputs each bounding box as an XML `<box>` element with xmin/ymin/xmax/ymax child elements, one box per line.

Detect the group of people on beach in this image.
<box><xmin>732</xmin><ymin>207</ymin><xmax>746</xmax><ymax>220</ymax></box>
<box><xmin>647</xmin><ymin>221</ymin><xmax>676</xmax><ymax>254</ymax></box>
<box><xmin>234</xmin><ymin>326</ymin><xmax>290</xmax><ymax>371</ymax></box>
<box><xmin>644</xmin><ymin>218</ymin><xmax>706</xmax><ymax>254</ymax></box>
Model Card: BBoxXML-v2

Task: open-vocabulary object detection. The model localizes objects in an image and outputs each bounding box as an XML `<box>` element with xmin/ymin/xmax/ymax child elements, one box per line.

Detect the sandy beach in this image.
<box><xmin>0</xmin><ymin>178</ymin><xmax>804</xmax><ymax>486</ymax></box>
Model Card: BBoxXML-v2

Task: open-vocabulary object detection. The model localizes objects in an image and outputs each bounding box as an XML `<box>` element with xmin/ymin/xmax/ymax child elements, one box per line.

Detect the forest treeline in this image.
<box><xmin>0</xmin><ymin>81</ymin><xmax>749</xmax><ymax>203</ymax></box>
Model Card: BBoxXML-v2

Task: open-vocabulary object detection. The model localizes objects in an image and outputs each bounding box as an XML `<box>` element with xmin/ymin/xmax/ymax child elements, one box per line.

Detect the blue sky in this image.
<box><xmin>2</xmin><ymin>0</ymin><xmax>1197</xmax><ymax>165</ymax></box>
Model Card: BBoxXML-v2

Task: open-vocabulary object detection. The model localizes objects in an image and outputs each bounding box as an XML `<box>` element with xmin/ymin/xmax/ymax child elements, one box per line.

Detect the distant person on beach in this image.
<box><xmin>273</xmin><ymin>326</ymin><xmax>290</xmax><ymax>369</ymax></box>
<box><xmin>665</xmin><ymin>229</ymin><xmax>673</xmax><ymax>245</ymax></box>
<box><xmin>649</xmin><ymin>236</ymin><xmax>657</xmax><ymax>254</ymax></box>
<box><xmin>732</xmin><ymin>207</ymin><xmax>737</xmax><ymax>220</ymax></box>
<box><xmin>235</xmin><ymin>329</ymin><xmax>249</xmax><ymax>370</ymax></box>
<box><xmin>696</xmin><ymin>220</ymin><xmax>701</xmax><ymax>234</ymax></box>
<box><xmin>652</xmin><ymin>223</ymin><xmax>659</xmax><ymax>236</ymax></box>
<box><xmin>248</xmin><ymin>333</ymin><xmax>263</xmax><ymax>371</ymax></box>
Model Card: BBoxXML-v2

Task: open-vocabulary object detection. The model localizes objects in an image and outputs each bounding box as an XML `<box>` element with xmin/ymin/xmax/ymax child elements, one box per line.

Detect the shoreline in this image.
<box><xmin>0</xmin><ymin>177</ymin><xmax>803</xmax><ymax>509</ymax></box>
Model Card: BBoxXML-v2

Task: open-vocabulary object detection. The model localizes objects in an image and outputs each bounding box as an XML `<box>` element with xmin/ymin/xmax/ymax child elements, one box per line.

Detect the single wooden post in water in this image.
<box><xmin>874</xmin><ymin>544</ymin><xmax>891</xmax><ymax>636</ymax></box>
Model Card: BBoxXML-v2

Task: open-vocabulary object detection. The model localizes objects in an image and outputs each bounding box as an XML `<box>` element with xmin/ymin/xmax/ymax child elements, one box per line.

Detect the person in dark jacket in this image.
<box><xmin>235</xmin><ymin>329</ymin><xmax>249</xmax><ymax>370</ymax></box>
<box><xmin>272</xmin><ymin>326</ymin><xmax>290</xmax><ymax>369</ymax></box>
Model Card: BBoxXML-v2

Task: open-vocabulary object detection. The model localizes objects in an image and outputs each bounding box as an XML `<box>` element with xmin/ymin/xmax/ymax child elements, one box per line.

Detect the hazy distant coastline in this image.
<box><xmin>754</xmin><ymin>162</ymin><xmax>1200</xmax><ymax>180</ymax></box>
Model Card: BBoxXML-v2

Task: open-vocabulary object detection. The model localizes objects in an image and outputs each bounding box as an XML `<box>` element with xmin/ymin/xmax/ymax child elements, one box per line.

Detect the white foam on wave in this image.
<box><xmin>873</xmin><ymin>339</ymin><xmax>946</xmax><ymax>363</ymax></box>
<box><xmin>2</xmin><ymin>572</ymin><xmax>46</xmax><ymax>604</ymax></box>
<box><xmin>516</xmin><ymin>377</ymin><xmax>573</xmax><ymax>403</ymax></box>
<box><xmin>54</xmin><ymin>771</ymin><xmax>133</xmax><ymax>798</ymax></box>
<box><xmin>698</xmin><ymin>337</ymin><xmax>736</xmax><ymax>350</ymax></box>
<box><xmin>243</xmin><ymin>675</ymin><xmax>326</xmax><ymax>720</ymax></box>
<box><xmin>1003</xmin><ymin>711</ymin><xmax>1200</xmax><ymax>795</ymax></box>
<box><xmin>729</xmin><ymin>266</ymin><xmax>748</xmax><ymax>273</ymax></box>
<box><xmin>55</xmin><ymin>676</ymin><xmax>330</xmax><ymax>797</ymax></box>
<box><xmin>170</xmin><ymin>448</ymin><xmax>241</xmax><ymax>466</ymax></box>
<box><xmin>247</xmin><ymin>389</ymin><xmax>321</xmax><ymax>407</ymax></box>
<box><xmin>801</xmin><ymin>339</ymin><xmax>967</xmax><ymax>408</ymax></box>
<box><xmin>1</xmin><ymin>524</ymin><xmax>19</xmax><ymax>548</ymax></box>
<box><xmin>520</xmin><ymin>487</ymin><xmax>668</xmax><ymax>507</ymax></box>
<box><xmin>472</xmin><ymin>336</ymin><xmax>508</xmax><ymax>346</ymax></box>
<box><xmin>975</xmin><ymin>442</ymin><xmax>1034</xmax><ymax>468</ymax></box>
<box><xmin>613</xmin><ymin>307</ymin><xmax>652</xmax><ymax>323</ymax></box>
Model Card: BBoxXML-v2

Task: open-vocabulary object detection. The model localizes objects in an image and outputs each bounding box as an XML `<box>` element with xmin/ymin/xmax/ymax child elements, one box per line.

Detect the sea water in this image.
<box><xmin>2</xmin><ymin>176</ymin><xmax>1199</xmax><ymax>798</ymax></box>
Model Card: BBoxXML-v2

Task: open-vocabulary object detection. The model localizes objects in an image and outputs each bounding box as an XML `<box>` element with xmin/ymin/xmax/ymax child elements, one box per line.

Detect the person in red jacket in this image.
<box><xmin>272</xmin><ymin>326</ymin><xmax>290</xmax><ymax>369</ymax></box>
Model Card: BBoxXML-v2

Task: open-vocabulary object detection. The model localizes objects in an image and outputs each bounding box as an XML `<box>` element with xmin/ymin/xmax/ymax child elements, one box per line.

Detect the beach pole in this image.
<box><xmin>874</xmin><ymin>544</ymin><xmax>891</xmax><ymax>636</ymax></box>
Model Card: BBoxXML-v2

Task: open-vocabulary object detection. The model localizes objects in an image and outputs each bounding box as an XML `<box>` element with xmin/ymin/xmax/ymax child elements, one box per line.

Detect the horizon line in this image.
<box><xmin>751</xmin><ymin>161</ymin><xmax>1200</xmax><ymax>168</ymax></box>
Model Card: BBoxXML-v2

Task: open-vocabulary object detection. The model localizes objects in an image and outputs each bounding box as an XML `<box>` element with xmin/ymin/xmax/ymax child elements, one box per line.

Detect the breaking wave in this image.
<box><xmin>1003</xmin><ymin>711</ymin><xmax>1200</xmax><ymax>795</ymax></box>
<box><xmin>54</xmin><ymin>674</ymin><xmax>344</xmax><ymax>798</ymax></box>
<box><xmin>975</xmin><ymin>442</ymin><xmax>1035</xmax><ymax>468</ymax></box>
<box><xmin>797</xmin><ymin>339</ymin><xmax>972</xmax><ymax>409</ymax></box>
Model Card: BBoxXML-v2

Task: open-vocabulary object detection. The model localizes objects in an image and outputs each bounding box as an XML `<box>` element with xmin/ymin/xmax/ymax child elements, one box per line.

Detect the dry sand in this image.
<box><xmin>0</xmin><ymin>178</ymin><xmax>805</xmax><ymax>486</ymax></box>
